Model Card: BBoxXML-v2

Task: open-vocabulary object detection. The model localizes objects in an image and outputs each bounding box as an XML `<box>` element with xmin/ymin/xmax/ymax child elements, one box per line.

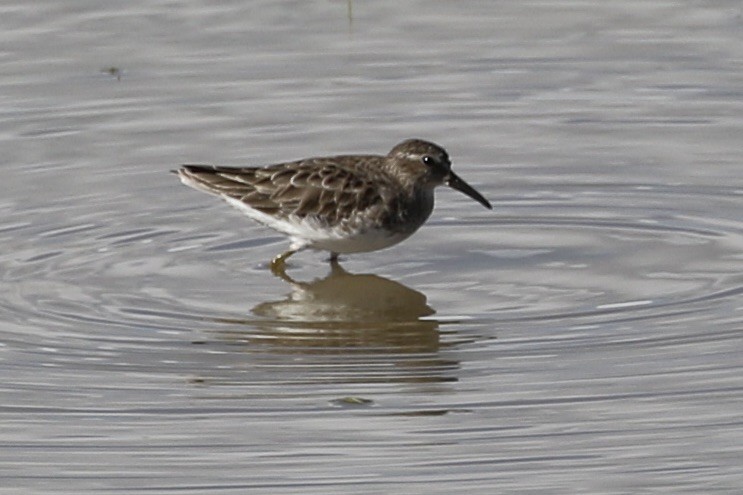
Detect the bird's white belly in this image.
<box><xmin>223</xmin><ymin>194</ymin><xmax>428</xmax><ymax>254</ymax></box>
<box><xmin>302</xmin><ymin>226</ymin><xmax>416</xmax><ymax>254</ymax></box>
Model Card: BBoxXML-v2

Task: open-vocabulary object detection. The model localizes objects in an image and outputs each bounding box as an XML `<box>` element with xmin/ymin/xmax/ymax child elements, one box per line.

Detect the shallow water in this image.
<box><xmin>2</xmin><ymin>1</ymin><xmax>743</xmax><ymax>493</ymax></box>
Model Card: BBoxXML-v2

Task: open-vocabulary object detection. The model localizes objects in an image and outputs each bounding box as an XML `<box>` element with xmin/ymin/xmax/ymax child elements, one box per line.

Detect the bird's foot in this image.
<box><xmin>270</xmin><ymin>250</ymin><xmax>296</xmax><ymax>278</ymax></box>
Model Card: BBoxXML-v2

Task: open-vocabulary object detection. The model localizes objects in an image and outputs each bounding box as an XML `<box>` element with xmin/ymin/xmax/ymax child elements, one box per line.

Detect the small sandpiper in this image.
<box><xmin>176</xmin><ymin>139</ymin><xmax>491</xmax><ymax>272</ymax></box>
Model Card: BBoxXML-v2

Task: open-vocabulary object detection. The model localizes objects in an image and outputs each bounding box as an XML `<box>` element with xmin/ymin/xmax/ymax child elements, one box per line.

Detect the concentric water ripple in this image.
<box><xmin>3</xmin><ymin>0</ymin><xmax>743</xmax><ymax>491</ymax></box>
<box><xmin>2</xmin><ymin>182</ymin><xmax>741</xmax><ymax>394</ymax></box>
<box><xmin>4</xmin><ymin>176</ymin><xmax>742</xmax><ymax>494</ymax></box>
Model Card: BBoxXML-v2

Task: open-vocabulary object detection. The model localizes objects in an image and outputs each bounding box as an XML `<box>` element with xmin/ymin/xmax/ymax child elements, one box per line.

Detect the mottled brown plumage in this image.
<box><xmin>176</xmin><ymin>139</ymin><xmax>491</xmax><ymax>271</ymax></box>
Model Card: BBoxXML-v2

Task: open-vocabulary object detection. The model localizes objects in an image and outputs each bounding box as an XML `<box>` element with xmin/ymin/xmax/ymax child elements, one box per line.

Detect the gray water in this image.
<box><xmin>2</xmin><ymin>1</ymin><xmax>743</xmax><ymax>493</ymax></box>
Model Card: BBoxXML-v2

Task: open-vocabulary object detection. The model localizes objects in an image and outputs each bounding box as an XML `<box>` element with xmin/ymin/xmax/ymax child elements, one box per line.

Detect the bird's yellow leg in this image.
<box><xmin>270</xmin><ymin>249</ymin><xmax>296</xmax><ymax>276</ymax></box>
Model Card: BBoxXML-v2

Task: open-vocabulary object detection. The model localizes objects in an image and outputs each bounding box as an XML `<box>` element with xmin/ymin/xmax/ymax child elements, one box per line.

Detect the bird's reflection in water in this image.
<box><xmin>212</xmin><ymin>262</ymin><xmax>458</xmax><ymax>385</ymax></box>
<box><xmin>255</xmin><ymin>262</ymin><xmax>438</xmax><ymax>351</ymax></box>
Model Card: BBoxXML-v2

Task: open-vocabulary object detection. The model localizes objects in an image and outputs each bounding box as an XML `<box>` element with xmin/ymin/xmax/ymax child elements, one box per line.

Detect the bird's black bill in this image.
<box><xmin>447</xmin><ymin>171</ymin><xmax>492</xmax><ymax>209</ymax></box>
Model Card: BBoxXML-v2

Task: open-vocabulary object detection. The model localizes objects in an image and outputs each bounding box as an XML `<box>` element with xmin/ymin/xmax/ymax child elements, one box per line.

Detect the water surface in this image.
<box><xmin>2</xmin><ymin>1</ymin><xmax>743</xmax><ymax>493</ymax></box>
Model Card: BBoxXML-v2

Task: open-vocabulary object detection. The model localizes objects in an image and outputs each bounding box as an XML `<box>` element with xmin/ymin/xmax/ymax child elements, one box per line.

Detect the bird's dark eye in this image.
<box><xmin>421</xmin><ymin>155</ymin><xmax>434</xmax><ymax>166</ymax></box>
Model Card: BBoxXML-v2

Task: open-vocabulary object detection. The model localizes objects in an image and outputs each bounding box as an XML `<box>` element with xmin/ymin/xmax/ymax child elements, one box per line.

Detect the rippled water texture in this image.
<box><xmin>2</xmin><ymin>1</ymin><xmax>743</xmax><ymax>493</ymax></box>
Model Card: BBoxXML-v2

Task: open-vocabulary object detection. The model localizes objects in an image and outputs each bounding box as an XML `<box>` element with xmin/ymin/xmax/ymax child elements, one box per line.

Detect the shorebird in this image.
<box><xmin>176</xmin><ymin>139</ymin><xmax>491</xmax><ymax>272</ymax></box>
